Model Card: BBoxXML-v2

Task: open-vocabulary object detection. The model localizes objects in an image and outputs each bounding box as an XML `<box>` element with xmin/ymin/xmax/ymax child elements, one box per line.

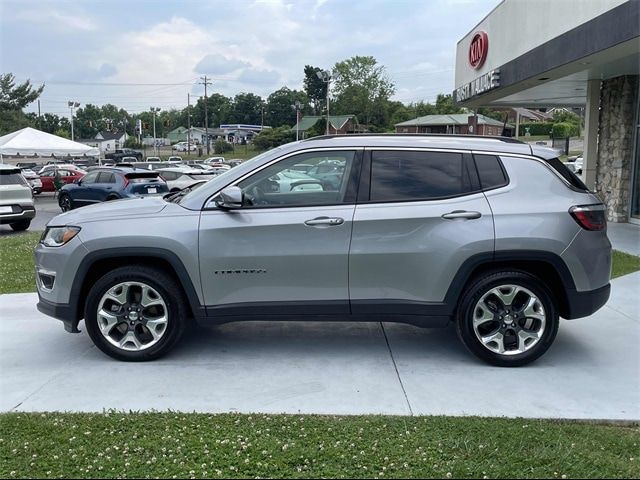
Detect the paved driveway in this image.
<box><xmin>1</xmin><ymin>273</ymin><xmax>638</xmax><ymax>420</ymax></box>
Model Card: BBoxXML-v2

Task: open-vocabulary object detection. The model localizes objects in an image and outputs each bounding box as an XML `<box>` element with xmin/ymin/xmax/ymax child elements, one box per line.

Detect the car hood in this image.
<box><xmin>49</xmin><ymin>196</ymin><xmax>168</xmax><ymax>226</ymax></box>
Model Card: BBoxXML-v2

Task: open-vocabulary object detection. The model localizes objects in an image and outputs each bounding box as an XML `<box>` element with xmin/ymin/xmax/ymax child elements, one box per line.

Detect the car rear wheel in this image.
<box><xmin>10</xmin><ymin>220</ymin><xmax>31</xmax><ymax>231</ymax></box>
<box><xmin>84</xmin><ymin>266</ymin><xmax>188</xmax><ymax>361</ymax></box>
<box><xmin>456</xmin><ymin>271</ymin><xmax>559</xmax><ymax>367</ymax></box>
<box><xmin>59</xmin><ymin>194</ymin><xmax>73</xmax><ymax>212</ymax></box>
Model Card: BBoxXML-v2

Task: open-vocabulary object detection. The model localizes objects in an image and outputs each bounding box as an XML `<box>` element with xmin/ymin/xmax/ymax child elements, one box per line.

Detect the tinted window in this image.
<box><xmin>370</xmin><ymin>151</ymin><xmax>472</xmax><ymax>202</ymax></box>
<box><xmin>543</xmin><ymin>157</ymin><xmax>588</xmax><ymax>191</ymax></box>
<box><xmin>474</xmin><ymin>154</ymin><xmax>508</xmax><ymax>189</ymax></box>
<box><xmin>0</xmin><ymin>171</ymin><xmax>27</xmax><ymax>186</ymax></box>
<box><xmin>97</xmin><ymin>172</ymin><xmax>116</xmax><ymax>183</ymax></box>
<box><xmin>82</xmin><ymin>171</ymin><xmax>100</xmax><ymax>184</ymax></box>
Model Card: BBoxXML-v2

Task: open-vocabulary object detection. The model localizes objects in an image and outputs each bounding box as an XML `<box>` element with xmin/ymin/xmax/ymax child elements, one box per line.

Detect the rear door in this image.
<box><xmin>69</xmin><ymin>170</ymin><xmax>99</xmax><ymax>206</ymax></box>
<box><xmin>349</xmin><ymin>149</ymin><xmax>495</xmax><ymax>314</ymax></box>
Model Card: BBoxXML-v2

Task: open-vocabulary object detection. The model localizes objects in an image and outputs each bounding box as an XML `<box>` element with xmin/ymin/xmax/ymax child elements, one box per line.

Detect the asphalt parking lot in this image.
<box><xmin>1</xmin><ymin>272</ymin><xmax>638</xmax><ymax>420</ymax></box>
<box><xmin>0</xmin><ymin>193</ymin><xmax>59</xmax><ymax>235</ymax></box>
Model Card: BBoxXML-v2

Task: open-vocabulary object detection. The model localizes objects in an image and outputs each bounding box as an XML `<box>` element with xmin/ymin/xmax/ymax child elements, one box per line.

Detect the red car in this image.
<box><xmin>39</xmin><ymin>168</ymin><xmax>85</xmax><ymax>192</ymax></box>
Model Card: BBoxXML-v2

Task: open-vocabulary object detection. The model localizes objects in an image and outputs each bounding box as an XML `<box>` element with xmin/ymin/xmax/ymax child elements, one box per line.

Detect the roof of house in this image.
<box><xmin>512</xmin><ymin>107</ymin><xmax>553</xmax><ymax>121</ymax></box>
<box><xmin>395</xmin><ymin>114</ymin><xmax>512</xmax><ymax>128</ymax></box>
<box><xmin>293</xmin><ymin>115</ymin><xmax>358</xmax><ymax>132</ymax></box>
<box><xmin>168</xmin><ymin>127</ymin><xmax>188</xmax><ymax>134</ymax></box>
<box><xmin>96</xmin><ymin>131</ymin><xmax>126</xmax><ymax>140</ymax></box>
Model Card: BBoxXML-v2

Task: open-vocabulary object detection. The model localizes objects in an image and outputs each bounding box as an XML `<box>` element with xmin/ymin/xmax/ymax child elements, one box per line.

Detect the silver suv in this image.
<box><xmin>35</xmin><ymin>135</ymin><xmax>611</xmax><ymax>366</ymax></box>
<box><xmin>1</xmin><ymin>165</ymin><xmax>35</xmax><ymax>231</ymax></box>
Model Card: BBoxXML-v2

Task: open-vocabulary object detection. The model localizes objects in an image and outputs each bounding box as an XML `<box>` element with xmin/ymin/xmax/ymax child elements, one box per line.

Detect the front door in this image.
<box><xmin>198</xmin><ymin>149</ymin><xmax>362</xmax><ymax>316</ymax></box>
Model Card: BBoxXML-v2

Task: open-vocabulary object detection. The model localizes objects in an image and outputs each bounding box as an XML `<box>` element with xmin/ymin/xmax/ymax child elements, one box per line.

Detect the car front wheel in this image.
<box><xmin>59</xmin><ymin>194</ymin><xmax>73</xmax><ymax>212</ymax></box>
<box><xmin>84</xmin><ymin>266</ymin><xmax>188</xmax><ymax>361</ymax></box>
<box><xmin>456</xmin><ymin>271</ymin><xmax>559</xmax><ymax>367</ymax></box>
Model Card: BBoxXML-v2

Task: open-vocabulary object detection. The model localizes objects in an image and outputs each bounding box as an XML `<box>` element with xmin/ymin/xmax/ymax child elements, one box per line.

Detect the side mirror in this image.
<box><xmin>215</xmin><ymin>186</ymin><xmax>243</xmax><ymax>209</ymax></box>
<box><xmin>74</xmin><ymin>179</ymin><xmax>82</xmax><ymax>185</ymax></box>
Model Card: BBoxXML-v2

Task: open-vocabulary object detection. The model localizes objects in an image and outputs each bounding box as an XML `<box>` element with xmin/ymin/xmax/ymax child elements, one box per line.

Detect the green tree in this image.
<box><xmin>192</xmin><ymin>93</ymin><xmax>233</xmax><ymax>129</ymax></box>
<box><xmin>433</xmin><ymin>93</ymin><xmax>463</xmax><ymax>114</ymax></box>
<box><xmin>253</xmin><ymin>126</ymin><xmax>295</xmax><ymax>150</ymax></box>
<box><xmin>229</xmin><ymin>93</ymin><xmax>264</xmax><ymax>125</ymax></box>
<box><xmin>265</xmin><ymin>87</ymin><xmax>309</xmax><ymax>127</ymax></box>
<box><xmin>303</xmin><ymin>65</ymin><xmax>327</xmax><ymax>115</ymax></box>
<box><xmin>0</xmin><ymin>73</ymin><xmax>44</xmax><ymax>135</ymax></box>
<box><xmin>332</xmin><ymin>56</ymin><xmax>395</xmax><ymax>127</ymax></box>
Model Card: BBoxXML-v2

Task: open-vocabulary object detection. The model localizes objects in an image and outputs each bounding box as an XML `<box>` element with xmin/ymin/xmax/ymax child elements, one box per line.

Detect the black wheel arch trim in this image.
<box><xmin>68</xmin><ymin>247</ymin><xmax>206</xmax><ymax>322</ymax></box>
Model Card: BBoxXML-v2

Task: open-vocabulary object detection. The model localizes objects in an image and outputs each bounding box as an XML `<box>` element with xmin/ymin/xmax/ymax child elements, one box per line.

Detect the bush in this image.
<box><xmin>124</xmin><ymin>138</ymin><xmax>143</xmax><ymax>149</ymax></box>
<box><xmin>519</xmin><ymin>122</ymin><xmax>552</xmax><ymax>137</ymax></box>
<box><xmin>552</xmin><ymin>122</ymin><xmax>573</xmax><ymax>138</ymax></box>
<box><xmin>214</xmin><ymin>139</ymin><xmax>234</xmax><ymax>154</ymax></box>
<box><xmin>253</xmin><ymin>126</ymin><xmax>296</xmax><ymax>150</ymax></box>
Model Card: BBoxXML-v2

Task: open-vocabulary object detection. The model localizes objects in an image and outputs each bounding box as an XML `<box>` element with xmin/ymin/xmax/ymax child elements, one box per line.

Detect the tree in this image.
<box><xmin>229</xmin><ymin>93</ymin><xmax>263</xmax><ymax>125</ymax></box>
<box><xmin>332</xmin><ymin>56</ymin><xmax>395</xmax><ymax>127</ymax></box>
<box><xmin>433</xmin><ymin>93</ymin><xmax>463</xmax><ymax>114</ymax></box>
<box><xmin>192</xmin><ymin>93</ymin><xmax>232</xmax><ymax>128</ymax></box>
<box><xmin>0</xmin><ymin>73</ymin><xmax>44</xmax><ymax>135</ymax></box>
<box><xmin>303</xmin><ymin>65</ymin><xmax>327</xmax><ymax>115</ymax></box>
<box><xmin>253</xmin><ymin>126</ymin><xmax>295</xmax><ymax>150</ymax></box>
<box><xmin>265</xmin><ymin>87</ymin><xmax>309</xmax><ymax>127</ymax></box>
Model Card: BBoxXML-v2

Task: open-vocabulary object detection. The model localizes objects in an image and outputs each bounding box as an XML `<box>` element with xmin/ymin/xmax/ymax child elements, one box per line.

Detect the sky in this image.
<box><xmin>0</xmin><ymin>0</ymin><xmax>499</xmax><ymax>117</ymax></box>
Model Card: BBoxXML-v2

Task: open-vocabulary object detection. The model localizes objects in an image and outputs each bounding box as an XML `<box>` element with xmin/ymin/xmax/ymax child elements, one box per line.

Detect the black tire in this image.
<box><xmin>106</xmin><ymin>195</ymin><xmax>120</xmax><ymax>201</ymax></box>
<box><xmin>10</xmin><ymin>220</ymin><xmax>31</xmax><ymax>231</ymax></box>
<box><xmin>84</xmin><ymin>265</ymin><xmax>189</xmax><ymax>361</ymax></box>
<box><xmin>59</xmin><ymin>193</ymin><xmax>73</xmax><ymax>212</ymax></box>
<box><xmin>456</xmin><ymin>270</ymin><xmax>559</xmax><ymax>367</ymax></box>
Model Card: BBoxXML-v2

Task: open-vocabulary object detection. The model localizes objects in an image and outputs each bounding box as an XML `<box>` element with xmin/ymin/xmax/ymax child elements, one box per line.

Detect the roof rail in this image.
<box><xmin>302</xmin><ymin>133</ymin><xmax>526</xmax><ymax>144</ymax></box>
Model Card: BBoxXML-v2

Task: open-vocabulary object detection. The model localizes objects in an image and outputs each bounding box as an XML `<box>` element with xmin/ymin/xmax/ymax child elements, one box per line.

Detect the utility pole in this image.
<box><xmin>68</xmin><ymin>101</ymin><xmax>80</xmax><ymax>141</ymax></box>
<box><xmin>187</xmin><ymin>93</ymin><xmax>191</xmax><ymax>156</ymax></box>
<box><xmin>37</xmin><ymin>100</ymin><xmax>41</xmax><ymax>130</ymax></box>
<box><xmin>200</xmin><ymin>76</ymin><xmax>213</xmax><ymax>155</ymax></box>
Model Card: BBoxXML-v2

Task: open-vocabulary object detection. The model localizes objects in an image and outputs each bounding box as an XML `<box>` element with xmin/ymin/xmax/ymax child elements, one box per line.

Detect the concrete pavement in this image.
<box><xmin>1</xmin><ymin>272</ymin><xmax>638</xmax><ymax>419</ymax></box>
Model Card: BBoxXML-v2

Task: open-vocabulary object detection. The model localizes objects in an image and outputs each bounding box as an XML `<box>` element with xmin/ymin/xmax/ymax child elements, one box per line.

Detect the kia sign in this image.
<box><xmin>468</xmin><ymin>31</ymin><xmax>488</xmax><ymax>69</ymax></box>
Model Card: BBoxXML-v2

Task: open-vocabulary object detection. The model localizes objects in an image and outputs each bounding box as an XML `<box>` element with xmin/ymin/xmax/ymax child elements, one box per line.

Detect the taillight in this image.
<box><xmin>122</xmin><ymin>177</ymin><xmax>129</xmax><ymax>188</ymax></box>
<box><xmin>569</xmin><ymin>204</ymin><xmax>606</xmax><ymax>231</ymax></box>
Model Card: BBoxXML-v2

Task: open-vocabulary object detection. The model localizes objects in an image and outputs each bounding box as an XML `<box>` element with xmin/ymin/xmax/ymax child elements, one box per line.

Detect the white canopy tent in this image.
<box><xmin>0</xmin><ymin>127</ymin><xmax>100</xmax><ymax>162</ymax></box>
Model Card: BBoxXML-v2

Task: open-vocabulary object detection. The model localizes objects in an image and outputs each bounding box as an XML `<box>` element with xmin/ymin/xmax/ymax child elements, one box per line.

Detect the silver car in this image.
<box><xmin>0</xmin><ymin>165</ymin><xmax>36</xmax><ymax>231</ymax></box>
<box><xmin>35</xmin><ymin>135</ymin><xmax>611</xmax><ymax>365</ymax></box>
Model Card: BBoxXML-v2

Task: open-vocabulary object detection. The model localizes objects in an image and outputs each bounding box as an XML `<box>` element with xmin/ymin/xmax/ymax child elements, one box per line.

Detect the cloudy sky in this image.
<box><xmin>1</xmin><ymin>0</ymin><xmax>498</xmax><ymax>116</ymax></box>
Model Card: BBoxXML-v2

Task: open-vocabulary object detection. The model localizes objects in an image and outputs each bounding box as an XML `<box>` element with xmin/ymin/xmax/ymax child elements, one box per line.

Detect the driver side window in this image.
<box><xmin>236</xmin><ymin>151</ymin><xmax>356</xmax><ymax>208</ymax></box>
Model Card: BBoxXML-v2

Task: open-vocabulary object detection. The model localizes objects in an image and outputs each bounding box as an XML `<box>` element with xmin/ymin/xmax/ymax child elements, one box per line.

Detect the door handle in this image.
<box><xmin>441</xmin><ymin>210</ymin><xmax>482</xmax><ymax>220</ymax></box>
<box><xmin>304</xmin><ymin>216</ymin><xmax>344</xmax><ymax>226</ymax></box>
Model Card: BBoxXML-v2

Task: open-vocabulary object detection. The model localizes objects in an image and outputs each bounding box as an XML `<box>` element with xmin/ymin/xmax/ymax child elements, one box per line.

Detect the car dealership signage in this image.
<box><xmin>468</xmin><ymin>31</ymin><xmax>488</xmax><ymax>69</ymax></box>
<box><xmin>454</xmin><ymin>68</ymin><xmax>501</xmax><ymax>102</ymax></box>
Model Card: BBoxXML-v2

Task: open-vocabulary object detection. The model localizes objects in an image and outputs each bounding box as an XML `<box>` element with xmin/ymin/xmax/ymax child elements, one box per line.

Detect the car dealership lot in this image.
<box><xmin>0</xmin><ymin>193</ymin><xmax>59</xmax><ymax>234</ymax></box>
<box><xmin>1</xmin><ymin>271</ymin><xmax>637</xmax><ymax>420</ymax></box>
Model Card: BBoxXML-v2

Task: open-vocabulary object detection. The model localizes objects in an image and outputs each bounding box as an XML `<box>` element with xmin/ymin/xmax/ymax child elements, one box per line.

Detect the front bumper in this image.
<box><xmin>564</xmin><ymin>283</ymin><xmax>611</xmax><ymax>319</ymax></box>
<box><xmin>36</xmin><ymin>295</ymin><xmax>81</xmax><ymax>333</ymax></box>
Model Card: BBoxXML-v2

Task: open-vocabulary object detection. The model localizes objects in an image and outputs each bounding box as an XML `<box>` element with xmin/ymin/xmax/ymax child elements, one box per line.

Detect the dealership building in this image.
<box><xmin>454</xmin><ymin>0</ymin><xmax>639</xmax><ymax>223</ymax></box>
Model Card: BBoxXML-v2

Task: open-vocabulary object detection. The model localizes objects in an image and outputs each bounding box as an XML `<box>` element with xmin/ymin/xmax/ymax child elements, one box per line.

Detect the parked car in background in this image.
<box><xmin>0</xmin><ymin>165</ymin><xmax>35</xmax><ymax>231</ymax></box>
<box><xmin>20</xmin><ymin>168</ymin><xmax>43</xmax><ymax>194</ymax></box>
<box><xmin>146</xmin><ymin>157</ymin><xmax>161</xmax><ymax>162</ymax></box>
<box><xmin>39</xmin><ymin>168</ymin><xmax>85</xmax><ymax>192</ymax></box>
<box><xmin>168</xmin><ymin>156</ymin><xmax>183</xmax><ymax>162</ymax></box>
<box><xmin>57</xmin><ymin>168</ymin><xmax>169</xmax><ymax>211</ymax></box>
<box><xmin>203</xmin><ymin>156</ymin><xmax>225</xmax><ymax>165</ymax></box>
<box><xmin>104</xmin><ymin>148</ymin><xmax>143</xmax><ymax>162</ymax></box>
<box><xmin>118</xmin><ymin>156</ymin><xmax>138</xmax><ymax>164</ymax></box>
<box><xmin>306</xmin><ymin>159</ymin><xmax>346</xmax><ymax>190</ymax></box>
<box><xmin>157</xmin><ymin>167</ymin><xmax>217</xmax><ymax>192</ymax></box>
<box><xmin>38</xmin><ymin>164</ymin><xmax>85</xmax><ymax>176</ymax></box>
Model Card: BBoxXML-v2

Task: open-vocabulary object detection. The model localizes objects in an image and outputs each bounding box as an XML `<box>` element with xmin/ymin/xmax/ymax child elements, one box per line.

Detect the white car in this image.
<box><xmin>20</xmin><ymin>168</ymin><xmax>43</xmax><ymax>194</ymax></box>
<box><xmin>157</xmin><ymin>168</ymin><xmax>218</xmax><ymax>192</ymax></box>
<box><xmin>203</xmin><ymin>156</ymin><xmax>225</xmax><ymax>165</ymax></box>
<box><xmin>266</xmin><ymin>169</ymin><xmax>324</xmax><ymax>193</ymax></box>
<box><xmin>0</xmin><ymin>165</ymin><xmax>35</xmax><ymax>231</ymax></box>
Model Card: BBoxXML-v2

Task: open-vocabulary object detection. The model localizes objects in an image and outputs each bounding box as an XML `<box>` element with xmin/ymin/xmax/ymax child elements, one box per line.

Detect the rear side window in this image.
<box><xmin>0</xmin><ymin>171</ymin><xmax>27</xmax><ymax>186</ymax></box>
<box><xmin>370</xmin><ymin>151</ymin><xmax>474</xmax><ymax>202</ymax></box>
<box><xmin>473</xmin><ymin>154</ymin><xmax>508</xmax><ymax>190</ymax></box>
<box><xmin>97</xmin><ymin>172</ymin><xmax>116</xmax><ymax>183</ymax></box>
<box><xmin>543</xmin><ymin>157</ymin><xmax>589</xmax><ymax>191</ymax></box>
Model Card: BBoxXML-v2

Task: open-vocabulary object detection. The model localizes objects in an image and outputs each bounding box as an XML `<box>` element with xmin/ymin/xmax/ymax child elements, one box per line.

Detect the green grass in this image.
<box><xmin>0</xmin><ymin>413</ymin><xmax>637</xmax><ymax>479</ymax></box>
<box><xmin>0</xmin><ymin>232</ymin><xmax>40</xmax><ymax>294</ymax></box>
<box><xmin>611</xmin><ymin>250</ymin><xmax>640</xmax><ymax>279</ymax></box>
<box><xmin>1</xmin><ymin>231</ymin><xmax>638</xmax><ymax>294</ymax></box>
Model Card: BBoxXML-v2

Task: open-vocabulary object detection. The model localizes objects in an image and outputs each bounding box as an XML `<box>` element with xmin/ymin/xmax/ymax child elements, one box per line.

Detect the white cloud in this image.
<box><xmin>14</xmin><ymin>8</ymin><xmax>97</xmax><ymax>31</ymax></box>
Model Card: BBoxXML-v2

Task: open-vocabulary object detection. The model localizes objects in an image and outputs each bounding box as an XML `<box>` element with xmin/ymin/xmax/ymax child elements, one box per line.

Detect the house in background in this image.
<box><xmin>395</xmin><ymin>114</ymin><xmax>513</xmax><ymax>136</ymax></box>
<box><xmin>77</xmin><ymin>130</ymin><xmax>128</xmax><ymax>155</ymax></box>
<box><xmin>167</xmin><ymin>126</ymin><xmax>189</xmax><ymax>144</ymax></box>
<box><xmin>293</xmin><ymin>115</ymin><xmax>360</xmax><ymax>138</ymax></box>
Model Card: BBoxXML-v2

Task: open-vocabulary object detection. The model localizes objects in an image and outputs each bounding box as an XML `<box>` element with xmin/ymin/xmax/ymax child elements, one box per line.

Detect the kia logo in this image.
<box><xmin>469</xmin><ymin>31</ymin><xmax>488</xmax><ymax>69</ymax></box>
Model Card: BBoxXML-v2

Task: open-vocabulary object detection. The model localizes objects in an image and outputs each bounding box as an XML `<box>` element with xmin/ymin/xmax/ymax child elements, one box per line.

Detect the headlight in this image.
<box><xmin>41</xmin><ymin>226</ymin><xmax>81</xmax><ymax>247</ymax></box>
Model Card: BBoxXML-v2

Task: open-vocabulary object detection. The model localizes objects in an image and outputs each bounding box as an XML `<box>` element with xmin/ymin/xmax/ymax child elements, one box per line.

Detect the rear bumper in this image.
<box><xmin>564</xmin><ymin>283</ymin><xmax>610</xmax><ymax>319</ymax></box>
<box><xmin>0</xmin><ymin>206</ymin><xmax>35</xmax><ymax>224</ymax></box>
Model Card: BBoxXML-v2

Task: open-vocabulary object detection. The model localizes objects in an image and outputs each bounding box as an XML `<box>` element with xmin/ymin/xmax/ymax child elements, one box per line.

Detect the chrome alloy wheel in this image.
<box><xmin>96</xmin><ymin>282</ymin><xmax>169</xmax><ymax>351</ymax></box>
<box><xmin>472</xmin><ymin>284</ymin><xmax>546</xmax><ymax>356</ymax></box>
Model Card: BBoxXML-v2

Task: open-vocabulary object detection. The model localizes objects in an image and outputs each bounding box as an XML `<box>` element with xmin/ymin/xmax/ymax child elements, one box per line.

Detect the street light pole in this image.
<box><xmin>68</xmin><ymin>101</ymin><xmax>80</xmax><ymax>141</ymax></box>
<box><xmin>316</xmin><ymin>70</ymin><xmax>332</xmax><ymax>135</ymax></box>
<box><xmin>200</xmin><ymin>76</ymin><xmax>212</xmax><ymax>155</ymax></box>
<box><xmin>291</xmin><ymin>101</ymin><xmax>302</xmax><ymax>141</ymax></box>
<box><xmin>150</xmin><ymin>107</ymin><xmax>160</xmax><ymax>155</ymax></box>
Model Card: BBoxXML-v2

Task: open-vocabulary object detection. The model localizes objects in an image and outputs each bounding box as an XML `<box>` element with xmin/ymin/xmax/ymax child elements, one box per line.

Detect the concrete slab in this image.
<box><xmin>608</xmin><ymin>222</ymin><xmax>640</xmax><ymax>256</ymax></box>
<box><xmin>0</xmin><ymin>273</ymin><xmax>638</xmax><ymax>419</ymax></box>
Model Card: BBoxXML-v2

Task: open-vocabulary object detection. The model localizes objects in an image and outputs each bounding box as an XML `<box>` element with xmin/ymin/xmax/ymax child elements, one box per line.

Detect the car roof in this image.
<box><xmin>157</xmin><ymin>167</ymin><xmax>207</xmax><ymax>174</ymax></box>
<box><xmin>0</xmin><ymin>164</ymin><xmax>21</xmax><ymax>173</ymax></box>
